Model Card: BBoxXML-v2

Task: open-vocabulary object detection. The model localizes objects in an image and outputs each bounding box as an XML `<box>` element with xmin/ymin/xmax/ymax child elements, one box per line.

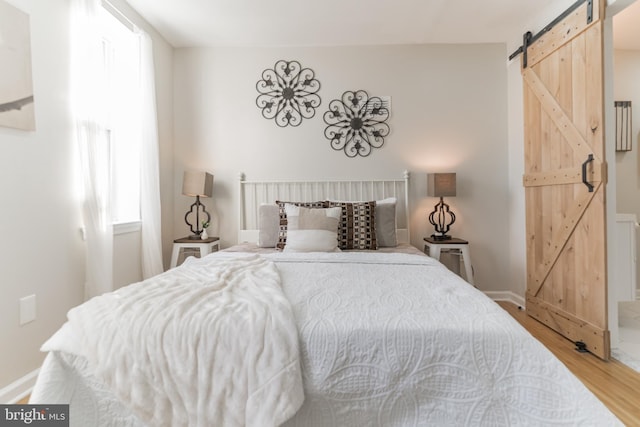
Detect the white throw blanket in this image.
<box><xmin>41</xmin><ymin>253</ymin><xmax>304</xmax><ymax>427</ymax></box>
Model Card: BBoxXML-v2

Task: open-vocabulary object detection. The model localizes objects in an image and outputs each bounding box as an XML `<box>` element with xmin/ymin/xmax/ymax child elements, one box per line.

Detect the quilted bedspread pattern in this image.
<box><xmin>268</xmin><ymin>252</ymin><xmax>621</xmax><ymax>427</ymax></box>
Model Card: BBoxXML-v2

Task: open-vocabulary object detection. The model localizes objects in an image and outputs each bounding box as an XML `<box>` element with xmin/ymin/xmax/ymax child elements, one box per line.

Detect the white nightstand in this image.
<box><xmin>423</xmin><ymin>236</ymin><xmax>474</xmax><ymax>286</ymax></box>
<box><xmin>170</xmin><ymin>236</ymin><xmax>220</xmax><ymax>268</ymax></box>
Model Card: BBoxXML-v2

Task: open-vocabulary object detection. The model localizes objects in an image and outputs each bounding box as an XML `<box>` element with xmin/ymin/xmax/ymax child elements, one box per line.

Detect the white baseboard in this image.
<box><xmin>0</xmin><ymin>369</ymin><xmax>39</xmax><ymax>404</ymax></box>
<box><xmin>485</xmin><ymin>291</ymin><xmax>526</xmax><ymax>309</ymax></box>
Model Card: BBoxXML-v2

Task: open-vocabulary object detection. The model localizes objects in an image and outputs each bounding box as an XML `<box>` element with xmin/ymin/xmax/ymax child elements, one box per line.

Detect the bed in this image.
<box><xmin>30</xmin><ymin>173</ymin><xmax>622</xmax><ymax>426</ymax></box>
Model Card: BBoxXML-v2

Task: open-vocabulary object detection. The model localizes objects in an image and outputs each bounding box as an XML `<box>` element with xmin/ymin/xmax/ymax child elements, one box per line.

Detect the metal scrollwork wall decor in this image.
<box><xmin>323</xmin><ymin>90</ymin><xmax>390</xmax><ymax>158</ymax></box>
<box><xmin>255</xmin><ymin>60</ymin><xmax>321</xmax><ymax>127</ymax></box>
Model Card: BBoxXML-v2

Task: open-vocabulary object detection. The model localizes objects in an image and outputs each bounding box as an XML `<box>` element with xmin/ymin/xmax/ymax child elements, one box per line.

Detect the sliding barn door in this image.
<box><xmin>521</xmin><ymin>0</ymin><xmax>609</xmax><ymax>359</ymax></box>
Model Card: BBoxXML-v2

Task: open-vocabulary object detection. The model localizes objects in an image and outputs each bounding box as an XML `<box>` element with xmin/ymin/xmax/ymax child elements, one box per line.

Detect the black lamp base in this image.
<box><xmin>430</xmin><ymin>234</ymin><xmax>452</xmax><ymax>241</ymax></box>
<box><xmin>429</xmin><ymin>197</ymin><xmax>456</xmax><ymax>240</ymax></box>
<box><xmin>184</xmin><ymin>195</ymin><xmax>211</xmax><ymax>239</ymax></box>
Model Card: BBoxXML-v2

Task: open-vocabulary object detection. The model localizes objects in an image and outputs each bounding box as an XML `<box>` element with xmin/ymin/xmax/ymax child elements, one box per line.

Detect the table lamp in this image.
<box><xmin>182</xmin><ymin>171</ymin><xmax>213</xmax><ymax>239</ymax></box>
<box><xmin>427</xmin><ymin>173</ymin><xmax>456</xmax><ymax>241</ymax></box>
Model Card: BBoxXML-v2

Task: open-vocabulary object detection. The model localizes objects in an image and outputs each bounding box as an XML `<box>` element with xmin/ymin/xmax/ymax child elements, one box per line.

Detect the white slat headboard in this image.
<box><xmin>238</xmin><ymin>171</ymin><xmax>410</xmax><ymax>244</ymax></box>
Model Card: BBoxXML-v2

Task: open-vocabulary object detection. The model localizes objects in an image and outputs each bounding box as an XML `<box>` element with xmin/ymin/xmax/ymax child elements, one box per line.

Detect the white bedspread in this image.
<box><xmin>35</xmin><ymin>254</ymin><xmax>303</xmax><ymax>427</ymax></box>
<box><xmin>31</xmin><ymin>250</ymin><xmax>621</xmax><ymax>426</ymax></box>
<box><xmin>265</xmin><ymin>251</ymin><xmax>621</xmax><ymax>427</ymax></box>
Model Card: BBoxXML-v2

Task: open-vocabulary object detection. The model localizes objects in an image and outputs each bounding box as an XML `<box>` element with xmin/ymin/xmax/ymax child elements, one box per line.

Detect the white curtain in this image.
<box><xmin>70</xmin><ymin>0</ymin><xmax>113</xmax><ymax>299</ymax></box>
<box><xmin>137</xmin><ymin>31</ymin><xmax>164</xmax><ymax>278</ymax></box>
<box><xmin>71</xmin><ymin>1</ymin><xmax>163</xmax><ymax>296</ymax></box>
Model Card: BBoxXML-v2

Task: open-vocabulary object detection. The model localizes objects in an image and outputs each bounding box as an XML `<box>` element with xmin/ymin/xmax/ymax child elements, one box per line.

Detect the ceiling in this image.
<box><xmin>125</xmin><ymin>0</ymin><xmax>640</xmax><ymax>49</ymax></box>
<box><xmin>125</xmin><ymin>0</ymin><xmax>558</xmax><ymax>48</ymax></box>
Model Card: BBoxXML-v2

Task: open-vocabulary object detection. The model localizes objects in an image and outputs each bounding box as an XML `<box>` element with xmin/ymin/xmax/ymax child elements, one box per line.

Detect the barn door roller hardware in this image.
<box><xmin>575</xmin><ymin>341</ymin><xmax>589</xmax><ymax>353</ymax></box>
<box><xmin>508</xmin><ymin>0</ymin><xmax>593</xmax><ymax>68</ymax></box>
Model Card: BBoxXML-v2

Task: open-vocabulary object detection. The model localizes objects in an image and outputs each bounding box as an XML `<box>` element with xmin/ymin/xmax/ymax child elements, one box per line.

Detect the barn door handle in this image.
<box><xmin>581</xmin><ymin>154</ymin><xmax>594</xmax><ymax>192</ymax></box>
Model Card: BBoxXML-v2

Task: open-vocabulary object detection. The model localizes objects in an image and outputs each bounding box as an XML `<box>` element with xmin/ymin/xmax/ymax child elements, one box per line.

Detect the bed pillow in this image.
<box><xmin>276</xmin><ymin>200</ymin><xmax>328</xmax><ymax>249</ymax></box>
<box><xmin>257</xmin><ymin>204</ymin><xmax>280</xmax><ymax>248</ymax></box>
<box><xmin>327</xmin><ymin>201</ymin><xmax>377</xmax><ymax>250</ymax></box>
<box><xmin>376</xmin><ymin>198</ymin><xmax>397</xmax><ymax>247</ymax></box>
<box><xmin>283</xmin><ymin>204</ymin><xmax>342</xmax><ymax>253</ymax></box>
<box><xmin>326</xmin><ymin>197</ymin><xmax>397</xmax><ymax>247</ymax></box>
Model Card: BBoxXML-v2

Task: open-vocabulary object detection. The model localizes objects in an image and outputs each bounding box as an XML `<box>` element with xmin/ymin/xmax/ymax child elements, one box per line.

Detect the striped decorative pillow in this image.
<box><xmin>327</xmin><ymin>201</ymin><xmax>377</xmax><ymax>250</ymax></box>
<box><xmin>276</xmin><ymin>200</ymin><xmax>328</xmax><ymax>249</ymax></box>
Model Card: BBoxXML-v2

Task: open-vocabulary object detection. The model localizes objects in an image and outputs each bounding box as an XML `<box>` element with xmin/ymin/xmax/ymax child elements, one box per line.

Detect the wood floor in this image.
<box><xmin>499</xmin><ymin>301</ymin><xmax>640</xmax><ymax>425</ymax></box>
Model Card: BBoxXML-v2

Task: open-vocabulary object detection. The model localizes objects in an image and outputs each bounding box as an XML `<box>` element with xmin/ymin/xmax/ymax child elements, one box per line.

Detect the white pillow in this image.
<box><xmin>283</xmin><ymin>204</ymin><xmax>342</xmax><ymax>252</ymax></box>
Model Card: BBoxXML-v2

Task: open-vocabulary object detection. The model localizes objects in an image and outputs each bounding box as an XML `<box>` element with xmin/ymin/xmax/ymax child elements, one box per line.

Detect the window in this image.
<box><xmin>100</xmin><ymin>7</ymin><xmax>141</xmax><ymax>224</ymax></box>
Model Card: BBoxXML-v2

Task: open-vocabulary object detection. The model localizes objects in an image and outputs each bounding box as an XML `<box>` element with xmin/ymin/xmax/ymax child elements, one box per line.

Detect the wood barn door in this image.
<box><xmin>519</xmin><ymin>0</ymin><xmax>609</xmax><ymax>359</ymax></box>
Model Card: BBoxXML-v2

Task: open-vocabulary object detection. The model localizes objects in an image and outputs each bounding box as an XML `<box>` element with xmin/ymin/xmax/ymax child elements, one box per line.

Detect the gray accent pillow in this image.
<box><xmin>376</xmin><ymin>198</ymin><xmax>397</xmax><ymax>247</ymax></box>
<box><xmin>258</xmin><ymin>204</ymin><xmax>280</xmax><ymax>248</ymax></box>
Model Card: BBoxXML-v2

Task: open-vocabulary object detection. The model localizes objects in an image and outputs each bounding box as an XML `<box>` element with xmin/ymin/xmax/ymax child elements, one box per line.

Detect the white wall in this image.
<box><xmin>614</xmin><ymin>49</ymin><xmax>640</xmax><ymax>211</ymax></box>
<box><xmin>0</xmin><ymin>0</ymin><xmax>84</xmax><ymax>393</ymax></box>
<box><xmin>506</xmin><ymin>57</ymin><xmax>527</xmax><ymax>299</ymax></box>
<box><xmin>173</xmin><ymin>44</ymin><xmax>510</xmax><ymax>292</ymax></box>
<box><xmin>0</xmin><ymin>0</ymin><xmax>173</xmax><ymax>397</ymax></box>
<box><xmin>613</xmin><ymin>49</ymin><xmax>640</xmax><ymax>292</ymax></box>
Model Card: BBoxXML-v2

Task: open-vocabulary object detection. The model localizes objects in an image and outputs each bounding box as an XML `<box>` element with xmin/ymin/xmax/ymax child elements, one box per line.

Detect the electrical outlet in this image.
<box><xmin>19</xmin><ymin>295</ymin><xmax>36</xmax><ymax>325</ymax></box>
